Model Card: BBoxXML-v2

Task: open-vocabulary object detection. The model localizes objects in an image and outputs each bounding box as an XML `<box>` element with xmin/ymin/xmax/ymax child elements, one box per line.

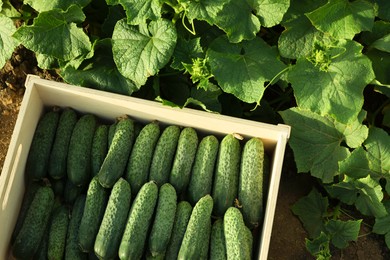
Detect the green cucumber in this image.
<box><xmin>94</xmin><ymin>178</ymin><xmax>132</xmax><ymax>260</ymax></box>
<box><xmin>65</xmin><ymin>194</ymin><xmax>87</xmax><ymax>260</ymax></box>
<box><xmin>169</xmin><ymin>127</ymin><xmax>198</xmax><ymax>194</ymax></box>
<box><xmin>119</xmin><ymin>181</ymin><xmax>158</xmax><ymax>260</ymax></box>
<box><xmin>125</xmin><ymin>121</ymin><xmax>160</xmax><ymax>195</ymax></box>
<box><xmin>244</xmin><ymin>225</ymin><xmax>253</xmax><ymax>259</ymax></box>
<box><xmin>238</xmin><ymin>137</ymin><xmax>265</xmax><ymax>228</ymax></box>
<box><xmin>148</xmin><ymin>183</ymin><xmax>177</xmax><ymax>257</ymax></box>
<box><xmin>187</xmin><ymin>135</ymin><xmax>219</xmax><ymax>205</ymax></box>
<box><xmin>67</xmin><ymin>114</ymin><xmax>97</xmax><ymax>186</ymax></box>
<box><xmin>51</xmin><ymin>177</ymin><xmax>66</xmax><ymax>197</ymax></box>
<box><xmin>79</xmin><ymin>177</ymin><xmax>109</xmax><ymax>252</ymax></box>
<box><xmin>48</xmin><ymin>108</ymin><xmax>78</xmax><ymax>179</ymax></box>
<box><xmin>165</xmin><ymin>201</ymin><xmax>193</xmax><ymax>260</ymax></box>
<box><xmin>34</xmin><ymin>222</ymin><xmax>50</xmax><ymax>260</ymax></box>
<box><xmin>149</xmin><ymin>125</ymin><xmax>180</xmax><ymax>186</ymax></box>
<box><xmin>210</xmin><ymin>219</ymin><xmax>227</xmax><ymax>260</ymax></box>
<box><xmin>212</xmin><ymin>134</ymin><xmax>241</xmax><ymax>217</ymax></box>
<box><xmin>107</xmin><ymin>122</ymin><xmax>117</xmax><ymax>148</ymax></box>
<box><xmin>13</xmin><ymin>186</ymin><xmax>54</xmax><ymax>259</ymax></box>
<box><xmin>48</xmin><ymin>205</ymin><xmax>70</xmax><ymax>260</ymax></box>
<box><xmin>64</xmin><ymin>178</ymin><xmax>84</xmax><ymax>205</ymax></box>
<box><xmin>98</xmin><ymin>117</ymin><xmax>135</xmax><ymax>188</ymax></box>
<box><xmin>26</xmin><ymin>109</ymin><xmax>60</xmax><ymax>180</ymax></box>
<box><xmin>91</xmin><ymin>125</ymin><xmax>109</xmax><ymax>177</ymax></box>
<box><xmin>223</xmin><ymin>207</ymin><xmax>251</xmax><ymax>260</ymax></box>
<box><xmin>177</xmin><ymin>194</ymin><xmax>213</xmax><ymax>260</ymax></box>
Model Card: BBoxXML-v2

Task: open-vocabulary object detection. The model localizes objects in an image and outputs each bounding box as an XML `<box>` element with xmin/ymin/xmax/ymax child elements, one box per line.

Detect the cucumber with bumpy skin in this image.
<box><xmin>238</xmin><ymin>137</ymin><xmax>265</xmax><ymax>228</ymax></box>
<box><xmin>125</xmin><ymin>121</ymin><xmax>160</xmax><ymax>195</ymax></box>
<box><xmin>148</xmin><ymin>183</ymin><xmax>177</xmax><ymax>257</ymax></box>
<box><xmin>177</xmin><ymin>194</ymin><xmax>213</xmax><ymax>260</ymax></box>
<box><xmin>78</xmin><ymin>177</ymin><xmax>109</xmax><ymax>252</ymax></box>
<box><xmin>187</xmin><ymin>135</ymin><xmax>219</xmax><ymax>205</ymax></box>
<box><xmin>94</xmin><ymin>178</ymin><xmax>132</xmax><ymax>260</ymax></box>
<box><xmin>67</xmin><ymin>114</ymin><xmax>97</xmax><ymax>186</ymax></box>
<box><xmin>119</xmin><ymin>181</ymin><xmax>158</xmax><ymax>260</ymax></box>
<box><xmin>49</xmin><ymin>108</ymin><xmax>78</xmax><ymax>180</ymax></box>
<box><xmin>149</xmin><ymin>125</ymin><xmax>180</xmax><ymax>187</ymax></box>
<box><xmin>91</xmin><ymin>125</ymin><xmax>109</xmax><ymax>177</ymax></box>
<box><xmin>26</xmin><ymin>109</ymin><xmax>60</xmax><ymax>180</ymax></box>
<box><xmin>48</xmin><ymin>205</ymin><xmax>69</xmax><ymax>260</ymax></box>
<box><xmin>98</xmin><ymin>117</ymin><xmax>135</xmax><ymax>188</ymax></box>
<box><xmin>212</xmin><ymin>134</ymin><xmax>241</xmax><ymax>217</ymax></box>
<box><xmin>12</xmin><ymin>186</ymin><xmax>54</xmax><ymax>259</ymax></box>
<box><xmin>165</xmin><ymin>201</ymin><xmax>193</xmax><ymax>260</ymax></box>
<box><xmin>210</xmin><ymin>219</ymin><xmax>227</xmax><ymax>260</ymax></box>
<box><xmin>169</xmin><ymin>127</ymin><xmax>198</xmax><ymax>194</ymax></box>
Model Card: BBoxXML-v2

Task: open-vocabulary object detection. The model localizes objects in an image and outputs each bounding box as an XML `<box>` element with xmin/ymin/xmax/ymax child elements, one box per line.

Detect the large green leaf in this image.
<box><xmin>112</xmin><ymin>18</ymin><xmax>177</xmax><ymax>87</ymax></box>
<box><xmin>279</xmin><ymin>108</ymin><xmax>349</xmax><ymax>182</ymax></box>
<box><xmin>334</xmin><ymin>110</ymin><xmax>368</xmax><ymax>148</ymax></box>
<box><xmin>171</xmin><ymin>37</ymin><xmax>203</xmax><ymax>71</ymax></box>
<box><xmin>278</xmin><ymin>15</ymin><xmax>324</xmax><ymax>59</ymax></box>
<box><xmin>305</xmin><ymin>232</ymin><xmax>331</xmax><ymax>260</ymax></box>
<box><xmin>338</xmin><ymin>147</ymin><xmax>370</xmax><ymax>179</ymax></box>
<box><xmin>13</xmin><ymin>5</ymin><xmax>91</xmax><ymax>61</ymax></box>
<box><xmin>24</xmin><ymin>0</ymin><xmax>91</xmax><ymax>12</ymax></box>
<box><xmin>365</xmin><ymin>49</ymin><xmax>390</xmax><ymax>86</ymax></box>
<box><xmin>306</xmin><ymin>0</ymin><xmax>375</xmax><ymax>40</ymax></box>
<box><xmin>60</xmin><ymin>39</ymin><xmax>137</xmax><ymax>95</ymax></box>
<box><xmin>288</xmin><ymin>39</ymin><xmax>375</xmax><ymax>124</ymax></box>
<box><xmin>292</xmin><ymin>189</ymin><xmax>328</xmax><ymax>238</ymax></box>
<box><xmin>248</xmin><ymin>0</ymin><xmax>290</xmax><ymax>27</ymax></box>
<box><xmin>283</xmin><ymin>0</ymin><xmax>327</xmax><ymax>22</ymax></box>
<box><xmin>325</xmin><ymin>219</ymin><xmax>361</xmax><ymax>249</ymax></box>
<box><xmin>179</xmin><ymin>0</ymin><xmax>225</xmax><ymax>25</ymax></box>
<box><xmin>371</xmin><ymin>34</ymin><xmax>390</xmax><ymax>53</ymax></box>
<box><xmin>0</xmin><ymin>14</ymin><xmax>18</xmax><ymax>69</ymax></box>
<box><xmin>363</xmin><ymin>127</ymin><xmax>390</xmax><ymax>179</ymax></box>
<box><xmin>119</xmin><ymin>0</ymin><xmax>161</xmax><ymax>25</ymax></box>
<box><xmin>207</xmin><ymin>35</ymin><xmax>286</xmax><ymax>105</ymax></box>
<box><xmin>374</xmin><ymin>0</ymin><xmax>390</xmax><ymax>21</ymax></box>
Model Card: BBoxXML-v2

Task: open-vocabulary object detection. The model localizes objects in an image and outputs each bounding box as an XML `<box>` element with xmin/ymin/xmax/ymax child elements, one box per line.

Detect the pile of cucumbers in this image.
<box><xmin>11</xmin><ymin>106</ymin><xmax>269</xmax><ymax>260</ymax></box>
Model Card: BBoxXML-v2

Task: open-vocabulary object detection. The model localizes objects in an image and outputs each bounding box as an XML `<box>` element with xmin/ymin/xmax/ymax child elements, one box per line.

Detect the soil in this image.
<box><xmin>1</xmin><ymin>47</ymin><xmax>389</xmax><ymax>259</ymax></box>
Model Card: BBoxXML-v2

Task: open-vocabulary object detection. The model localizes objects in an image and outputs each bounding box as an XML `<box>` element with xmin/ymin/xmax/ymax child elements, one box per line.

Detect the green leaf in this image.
<box><xmin>279</xmin><ymin>108</ymin><xmax>349</xmax><ymax>183</ymax></box>
<box><xmin>185</xmin><ymin>83</ymin><xmax>222</xmax><ymax>112</ymax></box>
<box><xmin>283</xmin><ymin>0</ymin><xmax>327</xmax><ymax>22</ymax></box>
<box><xmin>306</xmin><ymin>0</ymin><xmax>375</xmax><ymax>40</ymax></box>
<box><xmin>288</xmin><ymin>39</ymin><xmax>375</xmax><ymax>124</ymax></box>
<box><xmin>214</xmin><ymin>0</ymin><xmax>260</xmax><ymax>43</ymax></box>
<box><xmin>278</xmin><ymin>15</ymin><xmax>324</xmax><ymax>59</ymax></box>
<box><xmin>36</xmin><ymin>53</ymin><xmax>58</xmax><ymax>70</ymax></box>
<box><xmin>374</xmin><ymin>0</ymin><xmax>390</xmax><ymax>21</ymax></box>
<box><xmin>180</xmin><ymin>0</ymin><xmax>225</xmax><ymax>25</ymax></box>
<box><xmin>305</xmin><ymin>232</ymin><xmax>332</xmax><ymax>260</ymax></box>
<box><xmin>361</xmin><ymin>21</ymin><xmax>390</xmax><ymax>46</ymax></box>
<box><xmin>325</xmin><ymin>219</ymin><xmax>361</xmax><ymax>249</ymax></box>
<box><xmin>327</xmin><ymin>176</ymin><xmax>387</xmax><ymax>218</ymax></box>
<box><xmin>366</xmin><ymin>49</ymin><xmax>390</xmax><ymax>86</ymax></box>
<box><xmin>207</xmin><ymin>35</ymin><xmax>286</xmax><ymax>104</ymax></box>
<box><xmin>363</xmin><ymin>127</ymin><xmax>390</xmax><ymax>179</ymax></box>
<box><xmin>1</xmin><ymin>0</ymin><xmax>21</xmax><ymax>18</ymax></box>
<box><xmin>171</xmin><ymin>37</ymin><xmax>203</xmax><ymax>71</ymax></box>
<box><xmin>292</xmin><ymin>189</ymin><xmax>328</xmax><ymax>238</ymax></box>
<box><xmin>334</xmin><ymin>110</ymin><xmax>369</xmax><ymax>148</ymax></box>
<box><xmin>60</xmin><ymin>39</ymin><xmax>137</xmax><ymax>95</ymax></box>
<box><xmin>24</xmin><ymin>0</ymin><xmax>91</xmax><ymax>12</ymax></box>
<box><xmin>119</xmin><ymin>0</ymin><xmax>161</xmax><ymax>25</ymax></box>
<box><xmin>248</xmin><ymin>0</ymin><xmax>290</xmax><ymax>28</ymax></box>
<box><xmin>13</xmin><ymin>5</ymin><xmax>91</xmax><ymax>61</ymax></box>
<box><xmin>338</xmin><ymin>147</ymin><xmax>370</xmax><ymax>179</ymax></box>
<box><xmin>371</xmin><ymin>34</ymin><xmax>390</xmax><ymax>53</ymax></box>
<box><xmin>112</xmin><ymin>18</ymin><xmax>177</xmax><ymax>87</ymax></box>
<box><xmin>0</xmin><ymin>14</ymin><xmax>18</xmax><ymax>69</ymax></box>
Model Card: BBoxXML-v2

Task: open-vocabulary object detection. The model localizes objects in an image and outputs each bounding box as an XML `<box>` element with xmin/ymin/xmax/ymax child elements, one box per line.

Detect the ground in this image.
<box><xmin>1</xmin><ymin>46</ymin><xmax>389</xmax><ymax>259</ymax></box>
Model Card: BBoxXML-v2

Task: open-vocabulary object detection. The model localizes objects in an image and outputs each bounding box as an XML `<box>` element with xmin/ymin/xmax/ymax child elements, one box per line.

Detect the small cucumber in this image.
<box><xmin>26</xmin><ymin>109</ymin><xmax>60</xmax><ymax>180</ymax></box>
<box><xmin>149</xmin><ymin>125</ymin><xmax>180</xmax><ymax>186</ymax></box>
<box><xmin>212</xmin><ymin>134</ymin><xmax>241</xmax><ymax>217</ymax></box>
<box><xmin>178</xmin><ymin>194</ymin><xmax>213</xmax><ymax>260</ymax></box>
<box><xmin>13</xmin><ymin>186</ymin><xmax>55</xmax><ymax>259</ymax></box>
<box><xmin>169</xmin><ymin>127</ymin><xmax>198</xmax><ymax>194</ymax></box>
<box><xmin>148</xmin><ymin>183</ymin><xmax>177</xmax><ymax>257</ymax></box>
<box><xmin>48</xmin><ymin>108</ymin><xmax>78</xmax><ymax>180</ymax></box>
<box><xmin>48</xmin><ymin>205</ymin><xmax>70</xmax><ymax>260</ymax></box>
<box><xmin>67</xmin><ymin>114</ymin><xmax>97</xmax><ymax>186</ymax></box>
<box><xmin>165</xmin><ymin>201</ymin><xmax>193</xmax><ymax>260</ymax></box>
<box><xmin>94</xmin><ymin>178</ymin><xmax>132</xmax><ymax>260</ymax></box>
<box><xmin>187</xmin><ymin>135</ymin><xmax>219</xmax><ymax>205</ymax></box>
<box><xmin>210</xmin><ymin>219</ymin><xmax>226</xmax><ymax>260</ymax></box>
<box><xmin>119</xmin><ymin>181</ymin><xmax>158</xmax><ymax>260</ymax></box>
<box><xmin>224</xmin><ymin>207</ymin><xmax>252</xmax><ymax>260</ymax></box>
<box><xmin>98</xmin><ymin>117</ymin><xmax>135</xmax><ymax>188</ymax></box>
<box><xmin>65</xmin><ymin>195</ymin><xmax>87</xmax><ymax>260</ymax></box>
<box><xmin>91</xmin><ymin>125</ymin><xmax>109</xmax><ymax>177</ymax></box>
<box><xmin>79</xmin><ymin>177</ymin><xmax>109</xmax><ymax>252</ymax></box>
<box><xmin>238</xmin><ymin>137</ymin><xmax>265</xmax><ymax>228</ymax></box>
<box><xmin>125</xmin><ymin>121</ymin><xmax>160</xmax><ymax>195</ymax></box>
<box><xmin>244</xmin><ymin>225</ymin><xmax>253</xmax><ymax>259</ymax></box>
